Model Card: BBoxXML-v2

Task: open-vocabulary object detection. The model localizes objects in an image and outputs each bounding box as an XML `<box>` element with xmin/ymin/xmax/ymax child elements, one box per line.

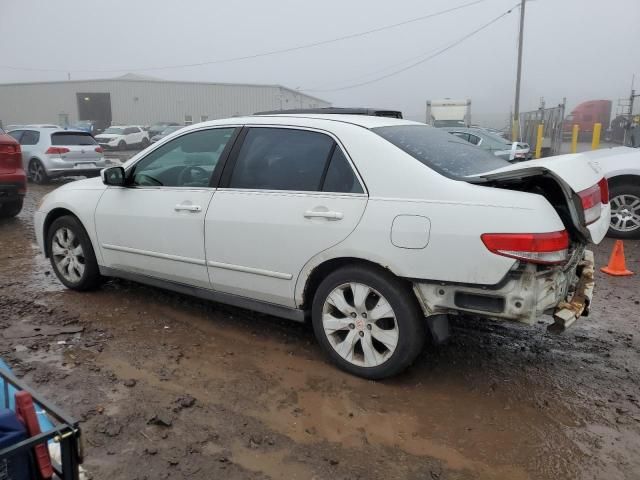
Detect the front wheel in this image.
<box><xmin>608</xmin><ymin>183</ymin><xmax>640</xmax><ymax>239</ymax></box>
<box><xmin>312</xmin><ymin>265</ymin><xmax>425</xmax><ymax>379</ymax></box>
<box><xmin>47</xmin><ymin>215</ymin><xmax>102</xmax><ymax>290</ymax></box>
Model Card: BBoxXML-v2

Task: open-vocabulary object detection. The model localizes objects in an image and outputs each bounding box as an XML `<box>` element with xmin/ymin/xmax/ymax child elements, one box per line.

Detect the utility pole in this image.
<box><xmin>512</xmin><ymin>0</ymin><xmax>526</xmax><ymax>141</ymax></box>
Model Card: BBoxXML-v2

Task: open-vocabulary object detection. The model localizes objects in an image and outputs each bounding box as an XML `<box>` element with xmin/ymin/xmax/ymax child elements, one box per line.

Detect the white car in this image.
<box><xmin>95</xmin><ymin>126</ymin><xmax>149</xmax><ymax>151</ymax></box>
<box><xmin>34</xmin><ymin>114</ymin><xmax>610</xmax><ymax>378</ymax></box>
<box><xmin>572</xmin><ymin>146</ymin><xmax>640</xmax><ymax>239</ymax></box>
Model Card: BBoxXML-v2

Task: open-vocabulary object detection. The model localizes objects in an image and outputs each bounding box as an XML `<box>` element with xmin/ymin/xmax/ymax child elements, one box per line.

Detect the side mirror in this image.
<box><xmin>101</xmin><ymin>166</ymin><xmax>126</xmax><ymax>186</ymax></box>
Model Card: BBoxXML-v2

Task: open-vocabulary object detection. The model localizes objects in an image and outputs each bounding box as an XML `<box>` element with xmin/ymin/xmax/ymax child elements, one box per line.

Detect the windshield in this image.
<box><xmin>103</xmin><ymin>127</ymin><xmax>124</xmax><ymax>134</ymax></box>
<box><xmin>372</xmin><ymin>125</ymin><xmax>510</xmax><ymax>178</ymax></box>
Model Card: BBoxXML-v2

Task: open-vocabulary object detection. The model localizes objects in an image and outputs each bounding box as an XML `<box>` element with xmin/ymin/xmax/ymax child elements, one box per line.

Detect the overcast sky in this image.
<box><xmin>1</xmin><ymin>0</ymin><xmax>638</xmax><ymax>126</ymax></box>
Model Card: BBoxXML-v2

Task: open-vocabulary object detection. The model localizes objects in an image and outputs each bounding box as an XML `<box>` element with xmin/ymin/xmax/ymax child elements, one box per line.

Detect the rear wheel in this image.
<box><xmin>118</xmin><ymin>141</ymin><xmax>127</xmax><ymax>151</ymax></box>
<box><xmin>47</xmin><ymin>215</ymin><xmax>102</xmax><ymax>290</ymax></box>
<box><xmin>608</xmin><ymin>182</ymin><xmax>640</xmax><ymax>239</ymax></box>
<box><xmin>0</xmin><ymin>199</ymin><xmax>23</xmax><ymax>218</ymax></box>
<box><xmin>28</xmin><ymin>159</ymin><xmax>48</xmax><ymax>184</ymax></box>
<box><xmin>140</xmin><ymin>138</ymin><xmax>150</xmax><ymax>148</ymax></box>
<box><xmin>311</xmin><ymin>265</ymin><xmax>425</xmax><ymax>379</ymax></box>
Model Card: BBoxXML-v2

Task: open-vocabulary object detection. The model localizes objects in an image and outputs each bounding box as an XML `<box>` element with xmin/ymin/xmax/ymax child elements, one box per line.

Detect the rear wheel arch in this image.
<box><xmin>300</xmin><ymin>257</ymin><xmax>416</xmax><ymax>311</ymax></box>
<box><xmin>606</xmin><ymin>174</ymin><xmax>638</xmax><ymax>189</ymax></box>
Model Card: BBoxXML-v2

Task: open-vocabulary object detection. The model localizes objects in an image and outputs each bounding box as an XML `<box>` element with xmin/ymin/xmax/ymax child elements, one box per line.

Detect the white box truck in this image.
<box><xmin>426</xmin><ymin>99</ymin><xmax>471</xmax><ymax>127</ymax></box>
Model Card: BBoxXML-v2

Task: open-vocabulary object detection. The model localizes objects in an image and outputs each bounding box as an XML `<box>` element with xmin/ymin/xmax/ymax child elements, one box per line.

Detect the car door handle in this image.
<box><xmin>175</xmin><ymin>204</ymin><xmax>202</xmax><ymax>212</ymax></box>
<box><xmin>304</xmin><ymin>210</ymin><xmax>343</xmax><ymax>220</ymax></box>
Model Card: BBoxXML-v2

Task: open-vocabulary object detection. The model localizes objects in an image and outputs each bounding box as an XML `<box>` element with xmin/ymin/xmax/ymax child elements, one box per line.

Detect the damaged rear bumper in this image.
<box><xmin>412</xmin><ymin>247</ymin><xmax>594</xmax><ymax>329</ymax></box>
<box><xmin>548</xmin><ymin>249</ymin><xmax>594</xmax><ymax>332</ymax></box>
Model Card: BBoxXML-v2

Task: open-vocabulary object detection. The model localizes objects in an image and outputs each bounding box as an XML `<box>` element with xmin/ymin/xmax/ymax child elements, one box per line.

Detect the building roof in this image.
<box><xmin>0</xmin><ymin>73</ymin><xmax>329</xmax><ymax>104</ymax></box>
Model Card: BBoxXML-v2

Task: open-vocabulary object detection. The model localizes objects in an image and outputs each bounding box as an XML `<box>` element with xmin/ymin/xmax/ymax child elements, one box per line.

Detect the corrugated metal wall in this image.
<box><xmin>0</xmin><ymin>79</ymin><xmax>330</xmax><ymax>127</ymax></box>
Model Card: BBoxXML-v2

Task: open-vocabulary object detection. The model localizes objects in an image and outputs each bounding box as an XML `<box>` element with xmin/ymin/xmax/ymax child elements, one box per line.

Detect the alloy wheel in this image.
<box><xmin>322</xmin><ymin>282</ymin><xmax>399</xmax><ymax>367</ymax></box>
<box><xmin>51</xmin><ymin>227</ymin><xmax>86</xmax><ymax>283</ymax></box>
<box><xmin>610</xmin><ymin>194</ymin><xmax>640</xmax><ymax>233</ymax></box>
<box><xmin>29</xmin><ymin>161</ymin><xmax>44</xmax><ymax>183</ymax></box>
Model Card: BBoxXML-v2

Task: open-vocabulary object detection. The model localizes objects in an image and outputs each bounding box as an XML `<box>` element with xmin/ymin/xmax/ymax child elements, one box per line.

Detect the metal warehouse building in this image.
<box><xmin>0</xmin><ymin>73</ymin><xmax>330</xmax><ymax>129</ymax></box>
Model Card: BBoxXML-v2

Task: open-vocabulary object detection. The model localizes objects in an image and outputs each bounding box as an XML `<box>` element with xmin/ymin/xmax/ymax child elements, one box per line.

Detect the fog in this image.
<box><xmin>1</xmin><ymin>0</ymin><xmax>638</xmax><ymax>127</ymax></box>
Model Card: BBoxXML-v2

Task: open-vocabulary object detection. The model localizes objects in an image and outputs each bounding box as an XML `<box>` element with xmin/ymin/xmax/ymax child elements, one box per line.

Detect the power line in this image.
<box><xmin>303</xmin><ymin>4</ymin><xmax>518</xmax><ymax>93</ymax></box>
<box><xmin>0</xmin><ymin>0</ymin><xmax>488</xmax><ymax>74</ymax></box>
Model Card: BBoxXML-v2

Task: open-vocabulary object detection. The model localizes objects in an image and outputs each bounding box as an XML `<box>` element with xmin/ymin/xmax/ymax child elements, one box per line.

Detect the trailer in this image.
<box><xmin>426</xmin><ymin>99</ymin><xmax>471</xmax><ymax>127</ymax></box>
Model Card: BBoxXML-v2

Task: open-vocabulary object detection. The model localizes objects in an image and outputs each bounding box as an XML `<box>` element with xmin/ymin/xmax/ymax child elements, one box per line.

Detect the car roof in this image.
<box><xmin>191</xmin><ymin>114</ymin><xmax>421</xmax><ymax>130</ymax></box>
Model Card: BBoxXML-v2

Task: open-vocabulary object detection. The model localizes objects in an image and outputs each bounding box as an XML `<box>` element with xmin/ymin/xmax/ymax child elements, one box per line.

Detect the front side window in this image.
<box><xmin>131</xmin><ymin>128</ymin><xmax>236</xmax><ymax>187</ymax></box>
<box><xmin>229</xmin><ymin>128</ymin><xmax>334</xmax><ymax>191</ymax></box>
<box><xmin>20</xmin><ymin>130</ymin><xmax>40</xmax><ymax>145</ymax></box>
<box><xmin>466</xmin><ymin>134</ymin><xmax>481</xmax><ymax>145</ymax></box>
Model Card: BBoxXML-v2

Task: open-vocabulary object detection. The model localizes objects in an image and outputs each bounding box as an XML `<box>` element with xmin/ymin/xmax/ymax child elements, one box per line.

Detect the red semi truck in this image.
<box><xmin>564</xmin><ymin>100</ymin><xmax>612</xmax><ymax>138</ymax></box>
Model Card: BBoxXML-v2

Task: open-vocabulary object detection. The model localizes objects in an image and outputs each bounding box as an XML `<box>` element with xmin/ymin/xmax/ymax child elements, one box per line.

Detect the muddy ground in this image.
<box><xmin>1</xmin><ymin>181</ymin><xmax>639</xmax><ymax>480</ymax></box>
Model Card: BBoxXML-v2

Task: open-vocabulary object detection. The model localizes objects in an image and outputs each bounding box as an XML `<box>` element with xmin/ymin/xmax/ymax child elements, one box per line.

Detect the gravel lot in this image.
<box><xmin>1</xmin><ymin>180</ymin><xmax>639</xmax><ymax>480</ymax></box>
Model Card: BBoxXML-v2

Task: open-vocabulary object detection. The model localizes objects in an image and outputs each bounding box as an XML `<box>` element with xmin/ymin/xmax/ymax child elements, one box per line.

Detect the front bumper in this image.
<box><xmin>413</xmin><ymin>247</ymin><xmax>594</xmax><ymax>329</ymax></box>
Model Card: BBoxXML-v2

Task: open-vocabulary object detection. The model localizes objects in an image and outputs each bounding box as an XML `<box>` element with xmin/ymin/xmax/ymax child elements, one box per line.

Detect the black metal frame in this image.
<box><xmin>0</xmin><ymin>368</ymin><xmax>81</xmax><ymax>480</ymax></box>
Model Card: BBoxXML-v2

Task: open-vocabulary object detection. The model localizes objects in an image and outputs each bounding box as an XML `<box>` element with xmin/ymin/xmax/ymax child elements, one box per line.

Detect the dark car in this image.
<box><xmin>0</xmin><ymin>127</ymin><xmax>26</xmax><ymax>217</ymax></box>
<box><xmin>150</xmin><ymin>125</ymin><xmax>184</xmax><ymax>143</ymax></box>
<box><xmin>148</xmin><ymin>122</ymin><xmax>180</xmax><ymax>138</ymax></box>
<box><xmin>70</xmin><ymin>120</ymin><xmax>103</xmax><ymax>136</ymax></box>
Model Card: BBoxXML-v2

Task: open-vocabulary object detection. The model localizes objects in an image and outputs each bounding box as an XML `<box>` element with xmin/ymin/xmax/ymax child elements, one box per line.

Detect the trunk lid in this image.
<box><xmin>49</xmin><ymin>131</ymin><xmax>103</xmax><ymax>164</ymax></box>
<box><xmin>470</xmin><ymin>153</ymin><xmax>611</xmax><ymax>244</ymax></box>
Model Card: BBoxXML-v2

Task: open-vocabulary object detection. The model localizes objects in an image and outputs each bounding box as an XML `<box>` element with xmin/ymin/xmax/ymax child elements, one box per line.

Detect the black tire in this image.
<box><xmin>118</xmin><ymin>141</ymin><xmax>127</xmax><ymax>151</ymax></box>
<box><xmin>0</xmin><ymin>199</ymin><xmax>23</xmax><ymax>218</ymax></box>
<box><xmin>28</xmin><ymin>159</ymin><xmax>49</xmax><ymax>184</ymax></box>
<box><xmin>140</xmin><ymin>138</ymin><xmax>150</xmax><ymax>148</ymax></box>
<box><xmin>311</xmin><ymin>265</ymin><xmax>425</xmax><ymax>379</ymax></box>
<box><xmin>608</xmin><ymin>182</ymin><xmax>640</xmax><ymax>239</ymax></box>
<box><xmin>47</xmin><ymin>215</ymin><xmax>102</xmax><ymax>291</ymax></box>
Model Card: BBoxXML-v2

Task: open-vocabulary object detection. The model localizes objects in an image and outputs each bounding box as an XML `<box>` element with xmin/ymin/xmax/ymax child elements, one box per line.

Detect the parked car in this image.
<box><xmin>69</xmin><ymin>120</ymin><xmax>103</xmax><ymax>136</ymax></box>
<box><xmin>0</xmin><ymin>127</ymin><xmax>26</xmax><ymax>217</ymax></box>
<box><xmin>572</xmin><ymin>146</ymin><xmax>640</xmax><ymax>239</ymax></box>
<box><xmin>95</xmin><ymin>126</ymin><xmax>149</xmax><ymax>150</ymax></box>
<box><xmin>8</xmin><ymin>128</ymin><xmax>106</xmax><ymax>184</ymax></box>
<box><xmin>148</xmin><ymin>122</ymin><xmax>180</xmax><ymax>138</ymax></box>
<box><xmin>150</xmin><ymin>125</ymin><xmax>184</xmax><ymax>144</ymax></box>
<box><xmin>443</xmin><ymin>127</ymin><xmax>531</xmax><ymax>161</ymax></box>
<box><xmin>34</xmin><ymin>115</ymin><xmax>609</xmax><ymax>379</ymax></box>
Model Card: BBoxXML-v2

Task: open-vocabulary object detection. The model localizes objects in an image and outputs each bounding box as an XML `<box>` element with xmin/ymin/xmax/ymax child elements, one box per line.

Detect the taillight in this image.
<box><xmin>0</xmin><ymin>143</ymin><xmax>20</xmax><ymax>155</ymax></box>
<box><xmin>95</xmin><ymin>146</ymin><xmax>104</xmax><ymax>153</ymax></box>
<box><xmin>578</xmin><ymin>184</ymin><xmax>602</xmax><ymax>225</ymax></box>
<box><xmin>0</xmin><ymin>142</ymin><xmax>22</xmax><ymax>169</ymax></box>
<box><xmin>598</xmin><ymin>177</ymin><xmax>609</xmax><ymax>204</ymax></box>
<box><xmin>45</xmin><ymin>147</ymin><xmax>70</xmax><ymax>155</ymax></box>
<box><xmin>481</xmin><ymin>231</ymin><xmax>569</xmax><ymax>265</ymax></box>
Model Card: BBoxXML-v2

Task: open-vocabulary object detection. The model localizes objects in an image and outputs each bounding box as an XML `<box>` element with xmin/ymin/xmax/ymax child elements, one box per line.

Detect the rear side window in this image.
<box><xmin>322</xmin><ymin>148</ymin><xmax>363</xmax><ymax>193</ymax></box>
<box><xmin>229</xmin><ymin>128</ymin><xmax>334</xmax><ymax>191</ymax></box>
<box><xmin>20</xmin><ymin>130</ymin><xmax>40</xmax><ymax>145</ymax></box>
<box><xmin>51</xmin><ymin>132</ymin><xmax>97</xmax><ymax>146</ymax></box>
<box><xmin>373</xmin><ymin>125</ymin><xmax>509</xmax><ymax>178</ymax></box>
<box><xmin>8</xmin><ymin>130</ymin><xmax>23</xmax><ymax>142</ymax></box>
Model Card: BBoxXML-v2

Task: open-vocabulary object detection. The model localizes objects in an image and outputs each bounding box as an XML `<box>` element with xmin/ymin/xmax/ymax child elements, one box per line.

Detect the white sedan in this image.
<box><xmin>574</xmin><ymin>146</ymin><xmax>640</xmax><ymax>239</ymax></box>
<box><xmin>34</xmin><ymin>114</ymin><xmax>610</xmax><ymax>378</ymax></box>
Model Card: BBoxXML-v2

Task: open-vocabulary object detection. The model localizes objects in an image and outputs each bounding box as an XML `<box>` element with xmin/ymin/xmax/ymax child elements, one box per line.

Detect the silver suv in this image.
<box><xmin>8</xmin><ymin>128</ymin><xmax>107</xmax><ymax>184</ymax></box>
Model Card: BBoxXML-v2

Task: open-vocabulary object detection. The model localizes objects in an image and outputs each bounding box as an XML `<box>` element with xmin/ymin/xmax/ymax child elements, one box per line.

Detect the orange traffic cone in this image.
<box><xmin>601</xmin><ymin>240</ymin><xmax>634</xmax><ymax>276</ymax></box>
